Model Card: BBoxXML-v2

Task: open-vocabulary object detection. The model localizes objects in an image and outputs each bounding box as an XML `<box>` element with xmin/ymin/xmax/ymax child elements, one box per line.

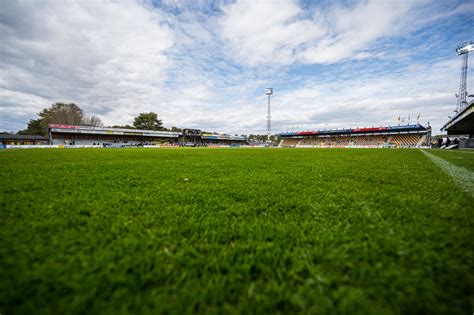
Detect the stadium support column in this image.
<box><xmin>265</xmin><ymin>88</ymin><xmax>273</xmax><ymax>138</ymax></box>
<box><xmin>426</xmin><ymin>126</ymin><xmax>432</xmax><ymax>147</ymax></box>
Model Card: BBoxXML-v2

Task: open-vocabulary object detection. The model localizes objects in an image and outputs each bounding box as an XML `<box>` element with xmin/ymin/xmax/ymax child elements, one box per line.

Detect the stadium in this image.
<box><xmin>1</xmin><ymin>3</ymin><xmax>473</xmax><ymax>314</ymax></box>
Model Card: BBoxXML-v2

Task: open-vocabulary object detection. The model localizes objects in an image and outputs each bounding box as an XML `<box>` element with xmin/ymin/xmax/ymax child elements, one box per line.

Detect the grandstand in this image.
<box><xmin>280</xmin><ymin>124</ymin><xmax>430</xmax><ymax>148</ymax></box>
<box><xmin>201</xmin><ymin>133</ymin><xmax>247</xmax><ymax>146</ymax></box>
<box><xmin>439</xmin><ymin>41</ymin><xmax>474</xmax><ymax>149</ymax></box>
<box><xmin>441</xmin><ymin>99</ymin><xmax>474</xmax><ymax>148</ymax></box>
<box><xmin>48</xmin><ymin>124</ymin><xmax>247</xmax><ymax>147</ymax></box>
<box><xmin>0</xmin><ymin>134</ymin><xmax>49</xmax><ymax>146</ymax></box>
<box><xmin>49</xmin><ymin>124</ymin><xmax>180</xmax><ymax>146</ymax></box>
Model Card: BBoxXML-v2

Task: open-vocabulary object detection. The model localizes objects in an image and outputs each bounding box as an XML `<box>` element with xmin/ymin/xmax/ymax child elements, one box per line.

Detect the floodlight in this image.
<box><xmin>456</xmin><ymin>41</ymin><xmax>474</xmax><ymax>55</ymax></box>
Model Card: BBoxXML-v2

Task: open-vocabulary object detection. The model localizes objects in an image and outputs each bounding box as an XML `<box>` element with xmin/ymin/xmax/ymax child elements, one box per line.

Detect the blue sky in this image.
<box><xmin>1</xmin><ymin>0</ymin><xmax>473</xmax><ymax>134</ymax></box>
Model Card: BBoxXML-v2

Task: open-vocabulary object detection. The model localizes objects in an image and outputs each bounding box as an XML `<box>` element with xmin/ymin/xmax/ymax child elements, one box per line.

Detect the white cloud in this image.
<box><xmin>219</xmin><ymin>0</ymin><xmax>425</xmax><ymax>65</ymax></box>
<box><xmin>219</xmin><ymin>0</ymin><xmax>325</xmax><ymax>65</ymax></box>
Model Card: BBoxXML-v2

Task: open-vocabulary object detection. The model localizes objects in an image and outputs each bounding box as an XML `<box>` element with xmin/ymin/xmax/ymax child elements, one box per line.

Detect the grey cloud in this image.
<box><xmin>1</xmin><ymin>0</ymin><xmax>172</xmax><ymax>130</ymax></box>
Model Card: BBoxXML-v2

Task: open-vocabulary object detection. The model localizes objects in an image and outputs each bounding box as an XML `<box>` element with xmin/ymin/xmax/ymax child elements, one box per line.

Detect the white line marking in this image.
<box><xmin>420</xmin><ymin>150</ymin><xmax>474</xmax><ymax>197</ymax></box>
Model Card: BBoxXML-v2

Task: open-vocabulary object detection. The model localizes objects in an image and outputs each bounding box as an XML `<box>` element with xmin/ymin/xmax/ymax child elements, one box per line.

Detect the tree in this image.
<box><xmin>108</xmin><ymin>125</ymin><xmax>135</xmax><ymax>129</ymax></box>
<box><xmin>18</xmin><ymin>102</ymin><xmax>102</xmax><ymax>135</ymax></box>
<box><xmin>248</xmin><ymin>134</ymin><xmax>279</xmax><ymax>143</ymax></box>
<box><xmin>83</xmin><ymin>115</ymin><xmax>103</xmax><ymax>127</ymax></box>
<box><xmin>133</xmin><ymin>112</ymin><xmax>163</xmax><ymax>130</ymax></box>
<box><xmin>17</xmin><ymin>118</ymin><xmax>43</xmax><ymax>135</ymax></box>
<box><xmin>42</xmin><ymin>103</ymin><xmax>84</xmax><ymax>127</ymax></box>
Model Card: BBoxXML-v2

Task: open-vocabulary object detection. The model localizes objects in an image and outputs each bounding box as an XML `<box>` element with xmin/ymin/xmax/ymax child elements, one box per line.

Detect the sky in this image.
<box><xmin>1</xmin><ymin>0</ymin><xmax>473</xmax><ymax>135</ymax></box>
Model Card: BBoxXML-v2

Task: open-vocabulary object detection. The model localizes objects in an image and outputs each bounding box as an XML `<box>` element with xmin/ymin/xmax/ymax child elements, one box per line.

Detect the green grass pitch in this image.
<box><xmin>1</xmin><ymin>148</ymin><xmax>473</xmax><ymax>314</ymax></box>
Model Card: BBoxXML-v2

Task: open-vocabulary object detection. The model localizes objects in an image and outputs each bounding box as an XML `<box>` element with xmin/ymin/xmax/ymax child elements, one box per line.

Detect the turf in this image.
<box><xmin>428</xmin><ymin>149</ymin><xmax>474</xmax><ymax>171</ymax></box>
<box><xmin>1</xmin><ymin>148</ymin><xmax>473</xmax><ymax>314</ymax></box>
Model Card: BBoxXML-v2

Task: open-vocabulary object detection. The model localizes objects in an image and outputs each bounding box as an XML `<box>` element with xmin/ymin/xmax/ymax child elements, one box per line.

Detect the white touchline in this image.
<box><xmin>420</xmin><ymin>150</ymin><xmax>474</xmax><ymax>197</ymax></box>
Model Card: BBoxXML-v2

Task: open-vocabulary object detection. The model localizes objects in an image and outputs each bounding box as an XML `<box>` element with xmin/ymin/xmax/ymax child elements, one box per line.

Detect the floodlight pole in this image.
<box><xmin>267</xmin><ymin>94</ymin><xmax>271</xmax><ymax>136</ymax></box>
<box><xmin>265</xmin><ymin>88</ymin><xmax>273</xmax><ymax>139</ymax></box>
<box><xmin>455</xmin><ymin>41</ymin><xmax>474</xmax><ymax>111</ymax></box>
<box><xmin>457</xmin><ymin>52</ymin><xmax>468</xmax><ymax>111</ymax></box>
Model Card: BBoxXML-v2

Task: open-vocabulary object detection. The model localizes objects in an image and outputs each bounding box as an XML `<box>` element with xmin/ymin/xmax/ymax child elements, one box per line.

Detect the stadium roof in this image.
<box><xmin>48</xmin><ymin>124</ymin><xmax>247</xmax><ymax>141</ymax></box>
<box><xmin>0</xmin><ymin>134</ymin><xmax>48</xmax><ymax>141</ymax></box>
<box><xmin>49</xmin><ymin>124</ymin><xmax>181</xmax><ymax>138</ymax></box>
<box><xmin>441</xmin><ymin>100</ymin><xmax>474</xmax><ymax>136</ymax></box>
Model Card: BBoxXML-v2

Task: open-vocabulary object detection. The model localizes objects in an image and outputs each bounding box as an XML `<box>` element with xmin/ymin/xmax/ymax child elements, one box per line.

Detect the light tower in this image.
<box><xmin>265</xmin><ymin>88</ymin><xmax>273</xmax><ymax>137</ymax></box>
<box><xmin>455</xmin><ymin>41</ymin><xmax>474</xmax><ymax>111</ymax></box>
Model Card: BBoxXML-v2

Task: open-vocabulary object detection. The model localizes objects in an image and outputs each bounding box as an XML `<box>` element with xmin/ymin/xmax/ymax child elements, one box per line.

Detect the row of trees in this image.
<box><xmin>18</xmin><ymin>102</ymin><xmax>181</xmax><ymax>136</ymax></box>
<box><xmin>108</xmin><ymin>112</ymin><xmax>182</xmax><ymax>132</ymax></box>
<box><xmin>248</xmin><ymin>134</ymin><xmax>279</xmax><ymax>142</ymax></box>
